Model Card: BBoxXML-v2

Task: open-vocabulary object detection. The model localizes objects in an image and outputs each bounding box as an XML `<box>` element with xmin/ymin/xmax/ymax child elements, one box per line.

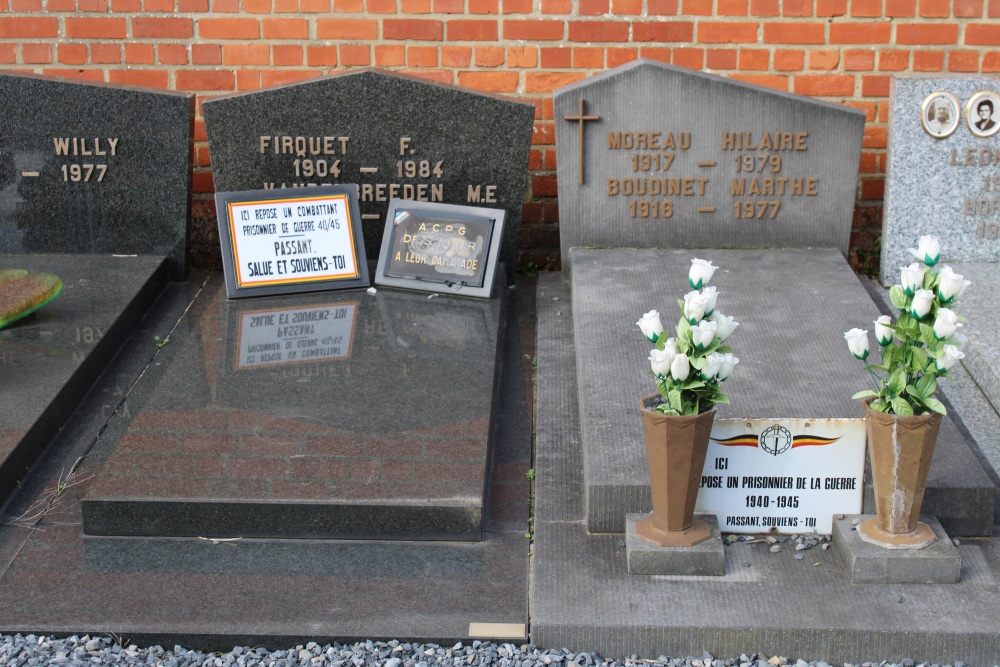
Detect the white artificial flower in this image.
<box><xmin>690</xmin><ymin>320</ymin><xmax>717</xmax><ymax>350</ymax></box>
<box><xmin>649</xmin><ymin>348</ymin><xmax>674</xmax><ymax>376</ymax></box>
<box><xmin>910</xmin><ymin>289</ymin><xmax>934</xmax><ymax>319</ymax></box>
<box><xmin>683</xmin><ymin>290</ymin><xmax>710</xmax><ymax>324</ymax></box>
<box><xmin>717</xmin><ymin>353</ymin><xmax>739</xmax><ymax>381</ymax></box>
<box><xmin>637</xmin><ymin>310</ymin><xmax>664</xmax><ymax>343</ymax></box>
<box><xmin>688</xmin><ymin>258</ymin><xmax>718</xmax><ymax>290</ymax></box>
<box><xmin>670</xmin><ymin>353</ymin><xmax>690</xmax><ymax>381</ymax></box>
<box><xmin>908</xmin><ymin>235</ymin><xmax>941</xmax><ymax>266</ymax></box>
<box><xmin>662</xmin><ymin>337</ymin><xmax>678</xmax><ymax>356</ymax></box>
<box><xmin>710</xmin><ymin>312</ymin><xmax>739</xmax><ymax>342</ymax></box>
<box><xmin>844</xmin><ymin>328</ymin><xmax>870</xmax><ymax>360</ymax></box>
<box><xmin>701</xmin><ymin>286</ymin><xmax>718</xmax><ymax>317</ymax></box>
<box><xmin>936</xmin><ymin>344</ymin><xmax>965</xmax><ymax>372</ymax></box>
<box><xmin>937</xmin><ymin>266</ymin><xmax>971</xmax><ymax>303</ymax></box>
<box><xmin>933</xmin><ymin>308</ymin><xmax>962</xmax><ymax>340</ymax></box>
<box><xmin>701</xmin><ymin>352</ymin><xmax>724</xmax><ymax>381</ymax></box>
<box><xmin>874</xmin><ymin>315</ymin><xmax>894</xmax><ymax>346</ymax></box>
<box><xmin>900</xmin><ymin>263</ymin><xmax>926</xmax><ymax>296</ymax></box>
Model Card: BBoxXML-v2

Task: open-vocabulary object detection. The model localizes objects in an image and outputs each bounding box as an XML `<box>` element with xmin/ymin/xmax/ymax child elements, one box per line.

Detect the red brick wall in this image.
<box><xmin>2</xmin><ymin>0</ymin><xmax>998</xmax><ymax>272</ymax></box>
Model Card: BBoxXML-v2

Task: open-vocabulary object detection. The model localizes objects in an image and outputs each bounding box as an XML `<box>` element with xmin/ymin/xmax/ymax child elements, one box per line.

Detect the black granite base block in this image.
<box><xmin>82</xmin><ymin>499</ymin><xmax>482</xmax><ymax>541</ymax></box>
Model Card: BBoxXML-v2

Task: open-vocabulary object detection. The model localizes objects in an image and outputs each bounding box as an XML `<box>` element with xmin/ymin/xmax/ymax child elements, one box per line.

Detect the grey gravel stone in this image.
<box><xmin>0</xmin><ymin>634</ymin><xmax>976</xmax><ymax>667</ymax></box>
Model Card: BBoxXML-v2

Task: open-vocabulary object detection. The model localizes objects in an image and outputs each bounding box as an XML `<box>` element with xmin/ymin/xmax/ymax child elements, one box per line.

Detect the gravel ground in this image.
<box><xmin>0</xmin><ymin>635</ymin><xmax>989</xmax><ymax>667</ymax></box>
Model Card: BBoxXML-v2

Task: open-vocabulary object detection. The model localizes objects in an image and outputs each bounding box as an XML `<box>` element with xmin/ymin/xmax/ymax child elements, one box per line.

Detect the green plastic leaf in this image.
<box><xmin>891</xmin><ymin>398</ymin><xmax>914</xmax><ymax>416</ymax></box>
<box><xmin>852</xmin><ymin>390</ymin><xmax>878</xmax><ymax>399</ymax></box>
<box><xmin>889</xmin><ymin>285</ymin><xmax>908</xmax><ymax>310</ymax></box>
<box><xmin>870</xmin><ymin>399</ymin><xmax>888</xmax><ymax>412</ymax></box>
<box><xmin>712</xmin><ymin>394</ymin><xmax>731</xmax><ymax>405</ymax></box>
<box><xmin>904</xmin><ymin>383</ymin><xmax>922</xmax><ymax>399</ymax></box>
<box><xmin>918</xmin><ymin>323</ymin><xmax>937</xmax><ymax>345</ymax></box>
<box><xmin>923</xmin><ymin>397</ymin><xmax>947</xmax><ymax>415</ymax></box>
<box><xmin>888</xmin><ymin>369</ymin><xmax>906</xmax><ymax>396</ymax></box>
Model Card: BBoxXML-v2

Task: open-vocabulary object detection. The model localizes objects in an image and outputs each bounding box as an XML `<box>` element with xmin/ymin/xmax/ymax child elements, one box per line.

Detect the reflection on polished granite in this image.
<box><xmin>0</xmin><ymin>253</ymin><xmax>168</xmax><ymax>505</ymax></box>
<box><xmin>83</xmin><ymin>276</ymin><xmax>505</xmax><ymax>541</ymax></box>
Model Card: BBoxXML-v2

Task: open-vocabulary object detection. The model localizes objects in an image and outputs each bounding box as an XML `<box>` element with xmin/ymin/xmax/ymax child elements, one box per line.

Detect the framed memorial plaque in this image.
<box><xmin>215</xmin><ymin>185</ymin><xmax>369</xmax><ymax>298</ymax></box>
<box><xmin>374</xmin><ymin>200</ymin><xmax>505</xmax><ymax>299</ymax></box>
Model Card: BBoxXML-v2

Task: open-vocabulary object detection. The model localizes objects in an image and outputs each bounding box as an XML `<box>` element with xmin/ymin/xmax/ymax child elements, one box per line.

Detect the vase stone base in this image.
<box><xmin>832</xmin><ymin>514</ymin><xmax>961</xmax><ymax>584</ymax></box>
<box><xmin>634</xmin><ymin>515</ymin><xmax>712</xmax><ymax>548</ymax></box>
<box><xmin>626</xmin><ymin>513</ymin><xmax>725</xmax><ymax>576</ymax></box>
<box><xmin>857</xmin><ymin>517</ymin><xmax>937</xmax><ymax>550</ymax></box>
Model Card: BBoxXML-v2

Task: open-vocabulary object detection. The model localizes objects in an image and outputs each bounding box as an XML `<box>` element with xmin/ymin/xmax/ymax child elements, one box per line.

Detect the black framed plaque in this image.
<box><xmin>215</xmin><ymin>185</ymin><xmax>369</xmax><ymax>298</ymax></box>
<box><xmin>374</xmin><ymin>199</ymin><xmax>505</xmax><ymax>299</ymax></box>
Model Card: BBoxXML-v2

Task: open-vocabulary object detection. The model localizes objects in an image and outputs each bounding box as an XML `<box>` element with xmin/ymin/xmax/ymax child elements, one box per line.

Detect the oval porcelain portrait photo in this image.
<box><xmin>920</xmin><ymin>91</ymin><xmax>961</xmax><ymax>139</ymax></box>
<box><xmin>966</xmin><ymin>90</ymin><xmax>1000</xmax><ymax>138</ymax></box>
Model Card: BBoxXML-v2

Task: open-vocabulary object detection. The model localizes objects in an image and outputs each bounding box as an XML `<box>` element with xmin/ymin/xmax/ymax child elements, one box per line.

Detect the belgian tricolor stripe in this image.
<box><xmin>711</xmin><ymin>435</ymin><xmax>759</xmax><ymax>447</ymax></box>
<box><xmin>791</xmin><ymin>435</ymin><xmax>840</xmax><ymax>448</ymax></box>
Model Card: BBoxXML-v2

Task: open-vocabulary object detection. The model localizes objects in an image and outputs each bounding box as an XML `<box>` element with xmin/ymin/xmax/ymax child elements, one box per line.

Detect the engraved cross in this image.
<box><xmin>563</xmin><ymin>98</ymin><xmax>600</xmax><ymax>185</ymax></box>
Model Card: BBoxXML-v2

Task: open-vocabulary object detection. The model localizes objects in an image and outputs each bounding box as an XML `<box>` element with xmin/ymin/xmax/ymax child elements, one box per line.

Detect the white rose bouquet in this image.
<box><xmin>846</xmin><ymin>235</ymin><xmax>970</xmax><ymax>416</ymax></box>
<box><xmin>638</xmin><ymin>259</ymin><xmax>739</xmax><ymax>416</ymax></box>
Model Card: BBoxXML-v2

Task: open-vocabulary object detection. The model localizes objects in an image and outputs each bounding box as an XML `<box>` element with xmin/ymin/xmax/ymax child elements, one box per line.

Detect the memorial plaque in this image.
<box><xmin>696</xmin><ymin>418</ymin><xmax>865</xmax><ymax>534</ymax></box>
<box><xmin>0</xmin><ymin>72</ymin><xmax>194</xmax><ymax>279</ymax></box>
<box><xmin>554</xmin><ymin>60</ymin><xmax>865</xmax><ymax>268</ymax></box>
<box><xmin>881</xmin><ymin>77</ymin><xmax>1000</xmax><ymax>282</ymax></box>
<box><xmin>215</xmin><ymin>185</ymin><xmax>369</xmax><ymax>298</ymax></box>
<box><xmin>203</xmin><ymin>70</ymin><xmax>534</xmax><ymax>285</ymax></box>
<box><xmin>375</xmin><ymin>200</ymin><xmax>505</xmax><ymax>298</ymax></box>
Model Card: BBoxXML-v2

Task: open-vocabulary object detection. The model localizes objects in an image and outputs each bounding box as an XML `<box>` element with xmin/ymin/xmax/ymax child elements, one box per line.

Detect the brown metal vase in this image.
<box><xmin>858</xmin><ymin>396</ymin><xmax>943</xmax><ymax>549</ymax></box>
<box><xmin>636</xmin><ymin>396</ymin><xmax>715</xmax><ymax>547</ymax></box>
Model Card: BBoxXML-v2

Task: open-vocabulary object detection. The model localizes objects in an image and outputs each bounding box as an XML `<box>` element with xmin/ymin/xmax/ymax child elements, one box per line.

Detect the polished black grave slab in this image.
<box><xmin>0</xmin><ymin>275</ymin><xmax>533</xmax><ymax>645</ymax></box>
<box><xmin>0</xmin><ymin>253</ymin><xmax>168</xmax><ymax>508</ymax></box>
<box><xmin>82</xmin><ymin>276</ymin><xmax>505</xmax><ymax>541</ymax></box>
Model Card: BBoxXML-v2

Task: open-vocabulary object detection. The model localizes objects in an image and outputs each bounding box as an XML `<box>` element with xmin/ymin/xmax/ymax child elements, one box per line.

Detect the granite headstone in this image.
<box><xmin>203</xmin><ymin>70</ymin><xmax>534</xmax><ymax>285</ymax></box>
<box><xmin>882</xmin><ymin>76</ymin><xmax>1000</xmax><ymax>281</ymax></box>
<box><xmin>554</xmin><ymin>59</ymin><xmax>865</xmax><ymax>267</ymax></box>
<box><xmin>0</xmin><ymin>72</ymin><xmax>194</xmax><ymax>279</ymax></box>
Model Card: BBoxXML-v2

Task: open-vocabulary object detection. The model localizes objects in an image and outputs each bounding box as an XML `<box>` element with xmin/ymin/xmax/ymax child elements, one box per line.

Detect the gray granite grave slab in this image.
<box><xmin>0</xmin><ymin>273</ymin><xmax>533</xmax><ymax>648</ymax></box>
<box><xmin>554</xmin><ymin>60</ymin><xmax>864</xmax><ymax>268</ymax></box>
<box><xmin>0</xmin><ymin>253</ymin><xmax>168</xmax><ymax>507</ymax></box>
<box><xmin>570</xmin><ymin>247</ymin><xmax>994</xmax><ymax>536</ymax></box>
<box><xmin>625</xmin><ymin>513</ymin><xmax>725</xmax><ymax>576</ymax></box>
<box><xmin>832</xmin><ymin>514</ymin><xmax>961</xmax><ymax>584</ymax></box>
<box><xmin>531</xmin><ymin>271</ymin><xmax>1000</xmax><ymax>663</ymax></box>
<box><xmin>81</xmin><ymin>275</ymin><xmax>505</xmax><ymax>541</ymax></box>
<box><xmin>203</xmin><ymin>70</ymin><xmax>534</xmax><ymax>285</ymax></box>
<box><xmin>0</xmin><ymin>72</ymin><xmax>193</xmax><ymax>279</ymax></box>
<box><xmin>881</xmin><ymin>76</ymin><xmax>1000</xmax><ymax>282</ymax></box>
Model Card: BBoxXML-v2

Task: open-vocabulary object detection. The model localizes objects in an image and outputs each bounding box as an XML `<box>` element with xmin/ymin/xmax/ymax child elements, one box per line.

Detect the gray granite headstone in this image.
<box><xmin>881</xmin><ymin>76</ymin><xmax>1000</xmax><ymax>282</ymax></box>
<box><xmin>0</xmin><ymin>72</ymin><xmax>194</xmax><ymax>279</ymax></box>
<box><xmin>203</xmin><ymin>70</ymin><xmax>535</xmax><ymax>285</ymax></box>
<box><xmin>554</xmin><ymin>60</ymin><xmax>865</xmax><ymax>268</ymax></box>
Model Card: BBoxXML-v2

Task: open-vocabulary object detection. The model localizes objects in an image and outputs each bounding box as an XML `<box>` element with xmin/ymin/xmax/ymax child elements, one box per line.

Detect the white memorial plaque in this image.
<box><xmin>215</xmin><ymin>185</ymin><xmax>369</xmax><ymax>298</ymax></box>
<box><xmin>235</xmin><ymin>302</ymin><xmax>357</xmax><ymax>369</ymax></box>
<box><xmin>695</xmin><ymin>418</ymin><xmax>866</xmax><ymax>534</ymax></box>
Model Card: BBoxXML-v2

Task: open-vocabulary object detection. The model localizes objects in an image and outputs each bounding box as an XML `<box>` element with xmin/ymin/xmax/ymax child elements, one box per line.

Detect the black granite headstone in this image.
<box><xmin>0</xmin><ymin>72</ymin><xmax>194</xmax><ymax>279</ymax></box>
<box><xmin>203</xmin><ymin>69</ymin><xmax>534</xmax><ymax>284</ymax></box>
